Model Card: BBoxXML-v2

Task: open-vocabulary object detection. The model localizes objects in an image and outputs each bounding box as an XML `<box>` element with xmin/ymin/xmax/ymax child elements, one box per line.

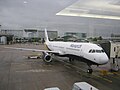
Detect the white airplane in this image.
<box><xmin>5</xmin><ymin>29</ymin><xmax>109</xmax><ymax>74</ymax></box>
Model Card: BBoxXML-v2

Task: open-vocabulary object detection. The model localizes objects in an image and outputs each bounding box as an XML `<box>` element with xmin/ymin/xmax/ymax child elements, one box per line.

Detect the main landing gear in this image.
<box><xmin>69</xmin><ymin>57</ymin><xmax>74</xmax><ymax>62</ymax></box>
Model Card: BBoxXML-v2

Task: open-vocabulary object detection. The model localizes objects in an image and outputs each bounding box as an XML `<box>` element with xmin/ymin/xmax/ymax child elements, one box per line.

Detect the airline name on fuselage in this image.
<box><xmin>70</xmin><ymin>44</ymin><xmax>82</xmax><ymax>48</ymax></box>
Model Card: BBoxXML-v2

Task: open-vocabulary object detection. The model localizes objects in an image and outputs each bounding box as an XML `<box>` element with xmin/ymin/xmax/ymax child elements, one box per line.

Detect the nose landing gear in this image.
<box><xmin>87</xmin><ymin>64</ymin><xmax>93</xmax><ymax>74</ymax></box>
<box><xmin>87</xmin><ymin>68</ymin><xmax>93</xmax><ymax>74</ymax></box>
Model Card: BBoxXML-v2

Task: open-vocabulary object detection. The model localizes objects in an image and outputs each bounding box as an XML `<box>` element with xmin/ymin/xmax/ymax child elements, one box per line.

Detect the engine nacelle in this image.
<box><xmin>42</xmin><ymin>52</ymin><xmax>52</xmax><ymax>62</ymax></box>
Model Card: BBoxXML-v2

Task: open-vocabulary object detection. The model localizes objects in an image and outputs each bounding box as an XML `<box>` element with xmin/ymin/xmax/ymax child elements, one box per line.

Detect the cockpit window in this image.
<box><xmin>89</xmin><ymin>49</ymin><xmax>105</xmax><ymax>53</ymax></box>
<box><xmin>89</xmin><ymin>49</ymin><xmax>92</xmax><ymax>53</ymax></box>
<box><xmin>96</xmin><ymin>50</ymin><xmax>101</xmax><ymax>53</ymax></box>
<box><xmin>101</xmin><ymin>50</ymin><xmax>104</xmax><ymax>52</ymax></box>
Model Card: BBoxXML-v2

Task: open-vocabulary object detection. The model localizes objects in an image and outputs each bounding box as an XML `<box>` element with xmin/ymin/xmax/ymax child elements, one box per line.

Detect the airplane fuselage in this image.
<box><xmin>46</xmin><ymin>41</ymin><xmax>109</xmax><ymax>65</ymax></box>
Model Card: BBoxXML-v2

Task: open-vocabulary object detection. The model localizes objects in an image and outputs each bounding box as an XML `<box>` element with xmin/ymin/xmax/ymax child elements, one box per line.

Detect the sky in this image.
<box><xmin>0</xmin><ymin>0</ymin><xmax>120</xmax><ymax>37</ymax></box>
<box><xmin>0</xmin><ymin>0</ymin><xmax>77</xmax><ymax>28</ymax></box>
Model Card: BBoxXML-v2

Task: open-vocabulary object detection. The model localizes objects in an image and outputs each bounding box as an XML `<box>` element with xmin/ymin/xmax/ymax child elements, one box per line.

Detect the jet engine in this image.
<box><xmin>42</xmin><ymin>52</ymin><xmax>52</xmax><ymax>62</ymax></box>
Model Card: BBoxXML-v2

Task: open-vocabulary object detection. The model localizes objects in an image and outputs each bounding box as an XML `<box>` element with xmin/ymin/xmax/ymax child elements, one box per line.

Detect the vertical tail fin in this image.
<box><xmin>45</xmin><ymin>28</ymin><xmax>49</xmax><ymax>43</ymax></box>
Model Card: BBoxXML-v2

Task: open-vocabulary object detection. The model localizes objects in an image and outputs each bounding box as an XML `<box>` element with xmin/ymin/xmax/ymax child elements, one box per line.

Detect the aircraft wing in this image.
<box><xmin>5</xmin><ymin>47</ymin><xmax>60</xmax><ymax>54</ymax></box>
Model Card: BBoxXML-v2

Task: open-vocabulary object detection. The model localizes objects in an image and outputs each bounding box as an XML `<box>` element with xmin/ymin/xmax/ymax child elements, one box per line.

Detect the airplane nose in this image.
<box><xmin>99</xmin><ymin>54</ymin><xmax>109</xmax><ymax>64</ymax></box>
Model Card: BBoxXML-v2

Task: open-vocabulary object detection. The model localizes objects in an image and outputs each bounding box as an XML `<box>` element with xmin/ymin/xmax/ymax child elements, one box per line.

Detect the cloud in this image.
<box><xmin>0</xmin><ymin>0</ymin><xmax>120</xmax><ymax>37</ymax></box>
<box><xmin>0</xmin><ymin>0</ymin><xmax>77</xmax><ymax>28</ymax></box>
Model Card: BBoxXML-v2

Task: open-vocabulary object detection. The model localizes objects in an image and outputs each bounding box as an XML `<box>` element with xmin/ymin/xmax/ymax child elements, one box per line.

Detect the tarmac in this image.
<box><xmin>0</xmin><ymin>43</ymin><xmax>120</xmax><ymax>90</ymax></box>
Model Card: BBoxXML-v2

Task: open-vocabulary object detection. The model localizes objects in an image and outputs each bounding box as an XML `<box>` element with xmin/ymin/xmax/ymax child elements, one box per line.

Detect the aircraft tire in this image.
<box><xmin>87</xmin><ymin>69</ymin><xmax>93</xmax><ymax>74</ymax></box>
<box><xmin>69</xmin><ymin>58</ymin><xmax>72</xmax><ymax>62</ymax></box>
<box><xmin>69</xmin><ymin>58</ymin><xmax>74</xmax><ymax>62</ymax></box>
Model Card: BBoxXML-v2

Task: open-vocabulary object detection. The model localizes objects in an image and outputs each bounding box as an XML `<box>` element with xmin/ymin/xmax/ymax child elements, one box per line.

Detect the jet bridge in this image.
<box><xmin>110</xmin><ymin>42</ymin><xmax>120</xmax><ymax>71</ymax></box>
<box><xmin>99</xmin><ymin>41</ymin><xmax>120</xmax><ymax>71</ymax></box>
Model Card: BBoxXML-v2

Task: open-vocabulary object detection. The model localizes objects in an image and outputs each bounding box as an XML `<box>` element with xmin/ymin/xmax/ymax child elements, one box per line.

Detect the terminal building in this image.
<box><xmin>0</xmin><ymin>33</ymin><xmax>14</xmax><ymax>44</ymax></box>
<box><xmin>0</xmin><ymin>29</ymin><xmax>58</xmax><ymax>40</ymax></box>
<box><xmin>64</xmin><ymin>32</ymin><xmax>87</xmax><ymax>39</ymax></box>
<box><xmin>110</xmin><ymin>34</ymin><xmax>120</xmax><ymax>42</ymax></box>
<box><xmin>23</xmin><ymin>29</ymin><xmax>58</xmax><ymax>39</ymax></box>
<box><xmin>1</xmin><ymin>29</ymin><xmax>23</xmax><ymax>38</ymax></box>
<box><xmin>0</xmin><ymin>29</ymin><xmax>58</xmax><ymax>44</ymax></box>
<box><xmin>63</xmin><ymin>32</ymin><xmax>87</xmax><ymax>41</ymax></box>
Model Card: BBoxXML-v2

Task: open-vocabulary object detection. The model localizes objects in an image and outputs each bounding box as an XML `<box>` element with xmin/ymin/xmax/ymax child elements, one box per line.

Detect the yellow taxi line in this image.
<box><xmin>112</xmin><ymin>72</ymin><xmax>120</xmax><ymax>76</ymax></box>
<box><xmin>92</xmin><ymin>74</ymin><xmax>112</xmax><ymax>83</ymax></box>
<box><xmin>56</xmin><ymin>58</ymin><xmax>113</xmax><ymax>83</ymax></box>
